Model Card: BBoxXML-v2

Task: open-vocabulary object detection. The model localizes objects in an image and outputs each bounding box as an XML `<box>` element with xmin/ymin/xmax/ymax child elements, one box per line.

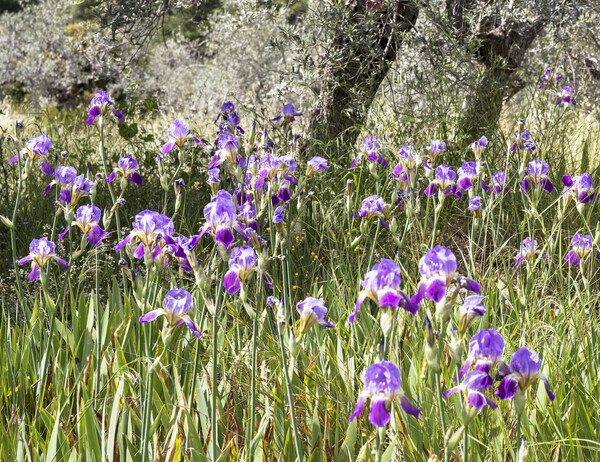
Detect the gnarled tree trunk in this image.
<box><xmin>301</xmin><ymin>0</ymin><xmax>419</xmax><ymax>157</ymax></box>
<box><xmin>447</xmin><ymin>0</ymin><xmax>547</xmax><ymax>146</ymax></box>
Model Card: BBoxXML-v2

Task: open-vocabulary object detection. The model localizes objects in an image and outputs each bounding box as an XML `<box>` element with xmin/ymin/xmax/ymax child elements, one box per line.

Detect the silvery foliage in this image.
<box><xmin>0</xmin><ymin>0</ymin><xmax>125</xmax><ymax>105</ymax></box>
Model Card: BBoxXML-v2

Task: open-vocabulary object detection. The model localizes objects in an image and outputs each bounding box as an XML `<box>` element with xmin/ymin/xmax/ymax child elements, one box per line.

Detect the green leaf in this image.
<box><xmin>107</xmin><ymin>378</ymin><xmax>125</xmax><ymax>462</ymax></box>
<box><xmin>118</xmin><ymin>122</ymin><xmax>139</xmax><ymax>140</ymax></box>
<box><xmin>381</xmin><ymin>434</ymin><xmax>396</xmax><ymax>462</ymax></box>
<box><xmin>339</xmin><ymin>420</ymin><xmax>357</xmax><ymax>460</ymax></box>
<box><xmin>44</xmin><ymin>405</ymin><xmax>62</xmax><ymax>462</ymax></box>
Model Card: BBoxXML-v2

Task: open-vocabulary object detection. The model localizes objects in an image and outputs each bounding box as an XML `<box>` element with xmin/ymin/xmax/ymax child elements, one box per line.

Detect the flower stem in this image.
<box><xmin>211</xmin><ymin>279</ymin><xmax>224</xmax><ymax>461</ymax></box>
<box><xmin>375</xmin><ymin>427</ymin><xmax>382</xmax><ymax>462</ymax></box>
<box><xmin>98</xmin><ymin>120</ymin><xmax>122</xmax><ymax>242</ymax></box>
<box><xmin>140</xmin><ymin>360</ymin><xmax>154</xmax><ymax>461</ymax></box>
<box><xmin>367</xmin><ymin>220</ymin><xmax>381</xmax><ymax>270</ymax></box>
<box><xmin>163</xmin><ymin>160</ymin><xmax>183</xmax><ymax>215</ymax></box>
<box><xmin>276</xmin><ymin>323</ymin><xmax>304</xmax><ymax>462</ymax></box>
<box><xmin>95</xmin><ymin>249</ymin><xmax>101</xmax><ymax>397</ymax></box>
<box><xmin>247</xmin><ymin>310</ymin><xmax>258</xmax><ymax>460</ymax></box>
<box><xmin>514</xmin><ymin>413</ymin><xmax>523</xmax><ymax>458</ymax></box>
<box><xmin>435</xmin><ymin>325</ymin><xmax>449</xmax><ymax>462</ymax></box>
<box><xmin>140</xmin><ymin>267</ymin><xmax>160</xmax><ymax>461</ymax></box>
<box><xmin>247</xmin><ymin>279</ymin><xmax>262</xmax><ymax>461</ymax></box>
<box><xmin>9</xmin><ymin>153</ymin><xmax>25</xmax><ymax>305</ymax></box>
<box><xmin>98</xmin><ymin>120</ymin><xmax>128</xmax><ymax>293</ymax></box>
<box><xmin>462</xmin><ymin>421</ymin><xmax>469</xmax><ymax>462</ymax></box>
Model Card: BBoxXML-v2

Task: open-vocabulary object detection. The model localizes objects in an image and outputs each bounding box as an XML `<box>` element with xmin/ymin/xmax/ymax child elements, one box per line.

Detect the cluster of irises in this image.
<box><xmin>347</xmin><ymin>246</ymin><xmax>554</xmax><ymax>436</ymax></box>
<box><xmin>351</xmin><ymin>72</ymin><xmax>596</xmax><ymax>272</ymax></box>
<box><xmin>11</xmin><ymin>94</ymin><xmax>332</xmax><ymax>341</ymax></box>
<box><xmin>6</xmin><ymin>74</ymin><xmax>577</xmax><ymax>456</ymax></box>
<box><xmin>343</xmin><ymin>70</ymin><xmax>579</xmax><ymax>436</ymax></box>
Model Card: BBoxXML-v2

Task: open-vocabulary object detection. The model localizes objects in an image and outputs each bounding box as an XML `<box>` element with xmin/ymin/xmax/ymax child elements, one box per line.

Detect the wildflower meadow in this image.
<box><xmin>1</xmin><ymin>72</ymin><xmax>599</xmax><ymax>462</ymax></box>
<box><xmin>2</xmin><ymin>1</ymin><xmax>600</xmax><ymax>458</ymax></box>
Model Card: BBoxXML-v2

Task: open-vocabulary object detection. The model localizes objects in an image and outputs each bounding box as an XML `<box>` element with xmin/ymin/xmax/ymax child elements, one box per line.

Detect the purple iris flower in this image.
<box><xmin>8</xmin><ymin>133</ymin><xmax>54</xmax><ymax>174</ymax></box>
<box><xmin>221</xmin><ymin>101</ymin><xmax>235</xmax><ymax>117</ymax></box>
<box><xmin>227</xmin><ymin>112</ymin><xmax>240</xmax><ymax>127</ymax></box>
<box><xmin>139</xmin><ymin>288</ymin><xmax>202</xmax><ymax>339</ymax></box>
<box><xmin>351</xmin><ymin>135</ymin><xmax>387</xmax><ymax>169</ymax></box>
<box><xmin>273</xmin><ymin>205</ymin><xmax>285</xmax><ymax>226</ymax></box>
<box><xmin>258</xmin><ymin>153</ymin><xmax>283</xmax><ymax>179</ymax></box>
<box><xmin>468</xmin><ymin>196</ymin><xmax>482</xmax><ymax>212</ymax></box>
<box><xmin>557</xmin><ymin>86</ymin><xmax>576</xmax><ymax>106</ymax></box>
<box><xmin>208</xmin><ymin>168</ymin><xmax>220</xmax><ymax>184</ymax></box>
<box><xmin>115</xmin><ymin>210</ymin><xmax>175</xmax><ymax>259</ymax></box>
<box><xmin>428</xmin><ymin>139</ymin><xmax>446</xmax><ymax>163</ymax></box>
<box><xmin>70</xmin><ymin>174</ymin><xmax>95</xmax><ymax>206</ymax></box>
<box><xmin>106</xmin><ymin>155</ymin><xmax>142</xmax><ymax>185</ymax></box>
<box><xmin>296</xmin><ymin>297</ymin><xmax>334</xmax><ymax>338</ymax></box>
<box><xmin>209</xmin><ymin>134</ymin><xmax>239</xmax><ymax>168</ymax></box>
<box><xmin>510</xmin><ymin>121</ymin><xmax>534</xmax><ymax>151</ymax></box>
<box><xmin>514</xmin><ymin>237</ymin><xmax>542</xmax><ymax>268</ymax></box>
<box><xmin>472</xmin><ymin>136</ymin><xmax>488</xmax><ymax>161</ymax></box>
<box><xmin>271</xmin><ymin>177</ymin><xmax>292</xmax><ymax>206</ymax></box>
<box><xmin>392</xmin><ymin>163</ymin><xmax>411</xmax><ymax>189</ymax></box>
<box><xmin>349</xmin><ymin>361</ymin><xmax>420</xmax><ymax>427</ymax></box>
<box><xmin>161</xmin><ymin>119</ymin><xmax>204</xmax><ymax>155</ymax></box>
<box><xmin>424</xmin><ymin>165</ymin><xmax>461</xmax><ymax>198</ymax></box>
<box><xmin>280</xmin><ymin>154</ymin><xmax>298</xmax><ymax>175</ymax></box>
<box><xmin>238</xmin><ymin>203</ymin><xmax>257</xmax><ymax>231</ymax></box>
<box><xmin>18</xmin><ymin>237</ymin><xmax>68</xmax><ymax>281</ymax></box>
<box><xmin>496</xmin><ymin>347</ymin><xmax>555</xmax><ymax>402</ymax></box>
<box><xmin>43</xmin><ymin>166</ymin><xmax>77</xmax><ymax>202</ymax></box>
<box><xmin>522</xmin><ymin>160</ymin><xmax>554</xmax><ymax>193</ymax></box>
<box><xmin>246</xmin><ymin>170</ymin><xmax>268</xmax><ymax>196</ymax></box>
<box><xmin>412</xmin><ymin>246</ymin><xmax>480</xmax><ymax>305</ymax></box>
<box><xmin>272</xmin><ymin>103</ymin><xmax>302</xmax><ymax>123</ymax></box>
<box><xmin>86</xmin><ymin>91</ymin><xmax>124</xmax><ymax>125</ymax></box>
<box><xmin>350</xmin><ymin>258</ymin><xmax>417</xmax><ymax>323</ymax></box>
<box><xmin>219</xmin><ymin>112</ymin><xmax>243</xmax><ymax>135</ymax></box>
<box><xmin>352</xmin><ymin>195</ymin><xmax>389</xmax><ymax>228</ymax></box>
<box><xmin>562</xmin><ymin>173</ymin><xmax>594</xmax><ymax>204</ymax></box>
<box><xmin>235</xmin><ymin>184</ymin><xmax>253</xmax><ymax>207</ymax></box>
<box><xmin>223</xmin><ymin>246</ymin><xmax>258</xmax><ymax>294</ymax></box>
<box><xmin>199</xmin><ymin>190</ymin><xmax>246</xmax><ymax>249</ymax></box>
<box><xmin>539</xmin><ymin>69</ymin><xmax>561</xmax><ymax>88</ymax></box>
<box><xmin>166</xmin><ymin>235</ymin><xmax>202</xmax><ymax>273</ymax></box>
<box><xmin>207</xmin><ymin>168</ymin><xmax>220</xmax><ymax>195</ymax></box>
<box><xmin>457</xmin><ymin>162</ymin><xmax>478</xmax><ymax>190</ymax></box>
<box><xmin>399</xmin><ymin>144</ymin><xmax>419</xmax><ymax>170</ymax></box>
<box><xmin>481</xmin><ymin>171</ymin><xmax>508</xmax><ymax>194</ymax></box>
<box><xmin>215</xmin><ymin>101</ymin><xmax>240</xmax><ymax>133</ymax></box>
<box><xmin>459</xmin><ymin>329</ymin><xmax>505</xmax><ymax>378</ymax></box>
<box><xmin>564</xmin><ymin>233</ymin><xmax>593</xmax><ymax>266</ymax></box>
<box><xmin>394</xmin><ymin>187</ymin><xmax>416</xmax><ymax>207</ymax></box>
<box><xmin>60</xmin><ymin>205</ymin><xmax>107</xmax><ymax>246</ymax></box>
<box><xmin>443</xmin><ymin>370</ymin><xmax>498</xmax><ymax>411</ymax></box>
<box><xmin>458</xmin><ymin>295</ymin><xmax>486</xmax><ymax>335</ymax></box>
<box><xmin>306</xmin><ymin>156</ymin><xmax>328</xmax><ymax>176</ymax></box>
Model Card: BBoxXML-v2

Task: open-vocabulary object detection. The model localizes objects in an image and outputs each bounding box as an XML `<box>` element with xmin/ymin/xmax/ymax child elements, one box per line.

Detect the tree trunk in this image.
<box><xmin>301</xmin><ymin>0</ymin><xmax>419</xmax><ymax>157</ymax></box>
<box><xmin>446</xmin><ymin>1</ymin><xmax>547</xmax><ymax>146</ymax></box>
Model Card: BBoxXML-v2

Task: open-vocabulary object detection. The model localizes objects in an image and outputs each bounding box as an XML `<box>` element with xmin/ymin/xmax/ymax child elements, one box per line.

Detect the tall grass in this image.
<box><xmin>1</xmin><ymin>82</ymin><xmax>600</xmax><ymax>462</ymax></box>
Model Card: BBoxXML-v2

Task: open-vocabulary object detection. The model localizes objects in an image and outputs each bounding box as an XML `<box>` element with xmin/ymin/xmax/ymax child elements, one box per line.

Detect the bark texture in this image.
<box><xmin>447</xmin><ymin>0</ymin><xmax>547</xmax><ymax>145</ymax></box>
<box><xmin>301</xmin><ymin>0</ymin><xmax>419</xmax><ymax>156</ymax></box>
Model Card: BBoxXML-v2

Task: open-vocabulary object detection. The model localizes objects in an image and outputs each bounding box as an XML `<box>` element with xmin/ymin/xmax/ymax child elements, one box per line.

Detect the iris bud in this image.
<box><xmin>359</xmin><ymin>220</ymin><xmax>368</xmax><ymax>235</ymax></box>
<box><xmin>518</xmin><ymin>438</ymin><xmax>528</xmax><ymax>462</ymax></box>
<box><xmin>0</xmin><ymin>215</ymin><xmax>14</xmax><ymax>229</ymax></box>
<box><xmin>390</xmin><ymin>217</ymin><xmax>398</xmax><ymax>234</ymax></box>
<box><xmin>448</xmin><ymin>326</ymin><xmax>464</xmax><ymax>364</ymax></box>
<box><xmin>424</xmin><ymin>316</ymin><xmax>440</xmax><ymax>372</ymax></box>
<box><xmin>379</xmin><ymin>307</ymin><xmax>395</xmax><ymax>338</ymax></box>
